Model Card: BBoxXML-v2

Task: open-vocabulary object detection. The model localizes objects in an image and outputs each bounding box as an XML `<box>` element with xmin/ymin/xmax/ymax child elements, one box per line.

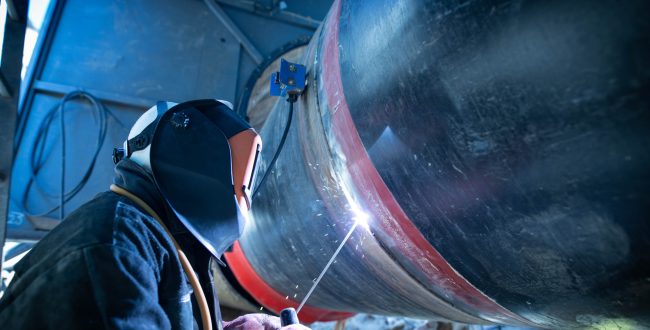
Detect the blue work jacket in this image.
<box><xmin>0</xmin><ymin>160</ymin><xmax>223</xmax><ymax>329</ymax></box>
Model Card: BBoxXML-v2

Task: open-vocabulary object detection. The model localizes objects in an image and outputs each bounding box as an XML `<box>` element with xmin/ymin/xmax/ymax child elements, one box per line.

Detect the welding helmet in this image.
<box><xmin>116</xmin><ymin>99</ymin><xmax>262</xmax><ymax>257</ymax></box>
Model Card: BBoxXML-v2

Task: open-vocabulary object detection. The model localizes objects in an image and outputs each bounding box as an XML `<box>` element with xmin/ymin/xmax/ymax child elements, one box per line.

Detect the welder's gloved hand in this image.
<box><xmin>223</xmin><ymin>313</ymin><xmax>311</xmax><ymax>330</ymax></box>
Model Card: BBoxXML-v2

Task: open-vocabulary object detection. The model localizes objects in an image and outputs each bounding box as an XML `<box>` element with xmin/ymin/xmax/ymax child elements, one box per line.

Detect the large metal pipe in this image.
<box><xmin>223</xmin><ymin>0</ymin><xmax>650</xmax><ymax>328</ymax></box>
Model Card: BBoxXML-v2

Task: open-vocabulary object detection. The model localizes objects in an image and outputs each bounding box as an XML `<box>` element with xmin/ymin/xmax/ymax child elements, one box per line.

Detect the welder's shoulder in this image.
<box><xmin>0</xmin><ymin>192</ymin><xmax>179</xmax><ymax>329</ymax></box>
<box><xmin>15</xmin><ymin>191</ymin><xmax>176</xmax><ymax>278</ymax></box>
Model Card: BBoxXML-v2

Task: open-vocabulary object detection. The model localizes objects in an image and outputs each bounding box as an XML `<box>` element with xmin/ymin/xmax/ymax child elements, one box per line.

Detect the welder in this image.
<box><xmin>0</xmin><ymin>99</ymin><xmax>310</xmax><ymax>330</ymax></box>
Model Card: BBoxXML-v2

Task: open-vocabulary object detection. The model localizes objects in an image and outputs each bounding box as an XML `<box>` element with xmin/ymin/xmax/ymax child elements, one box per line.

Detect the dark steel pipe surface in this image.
<box><xmin>226</xmin><ymin>0</ymin><xmax>650</xmax><ymax>328</ymax></box>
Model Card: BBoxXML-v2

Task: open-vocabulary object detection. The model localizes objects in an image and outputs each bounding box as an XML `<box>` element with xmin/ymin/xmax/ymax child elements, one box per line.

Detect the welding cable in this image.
<box><xmin>109</xmin><ymin>184</ymin><xmax>213</xmax><ymax>330</ymax></box>
<box><xmin>20</xmin><ymin>91</ymin><xmax>122</xmax><ymax>218</ymax></box>
<box><xmin>251</xmin><ymin>95</ymin><xmax>296</xmax><ymax>200</ymax></box>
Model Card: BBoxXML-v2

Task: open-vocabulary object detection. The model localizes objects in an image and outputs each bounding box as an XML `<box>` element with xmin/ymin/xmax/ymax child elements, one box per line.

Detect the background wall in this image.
<box><xmin>7</xmin><ymin>0</ymin><xmax>331</xmax><ymax>240</ymax></box>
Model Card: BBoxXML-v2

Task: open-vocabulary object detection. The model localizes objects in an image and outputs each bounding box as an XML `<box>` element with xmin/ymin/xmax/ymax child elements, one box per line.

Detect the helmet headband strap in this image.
<box><xmin>125</xmin><ymin>101</ymin><xmax>169</xmax><ymax>157</ymax></box>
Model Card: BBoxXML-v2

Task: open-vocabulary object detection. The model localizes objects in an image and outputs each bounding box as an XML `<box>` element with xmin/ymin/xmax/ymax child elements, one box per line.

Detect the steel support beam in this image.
<box><xmin>0</xmin><ymin>71</ymin><xmax>10</xmax><ymax>97</ymax></box>
<box><xmin>5</xmin><ymin>0</ymin><xmax>22</xmax><ymax>21</ymax></box>
<box><xmin>33</xmin><ymin>80</ymin><xmax>156</xmax><ymax>109</ymax></box>
<box><xmin>204</xmin><ymin>0</ymin><xmax>264</xmax><ymax>65</ymax></box>
<box><xmin>0</xmin><ymin>0</ymin><xmax>28</xmax><ymax>273</ymax></box>
<box><xmin>215</xmin><ymin>0</ymin><xmax>321</xmax><ymax>30</ymax></box>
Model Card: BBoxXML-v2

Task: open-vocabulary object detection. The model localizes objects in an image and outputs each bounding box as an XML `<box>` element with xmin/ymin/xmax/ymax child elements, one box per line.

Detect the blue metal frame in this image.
<box><xmin>0</xmin><ymin>0</ymin><xmax>28</xmax><ymax>276</ymax></box>
<box><xmin>15</xmin><ymin>0</ymin><xmax>61</xmax><ymax>152</ymax></box>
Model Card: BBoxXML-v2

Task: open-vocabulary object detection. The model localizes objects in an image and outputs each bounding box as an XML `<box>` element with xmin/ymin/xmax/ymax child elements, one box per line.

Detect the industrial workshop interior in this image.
<box><xmin>0</xmin><ymin>0</ymin><xmax>648</xmax><ymax>329</ymax></box>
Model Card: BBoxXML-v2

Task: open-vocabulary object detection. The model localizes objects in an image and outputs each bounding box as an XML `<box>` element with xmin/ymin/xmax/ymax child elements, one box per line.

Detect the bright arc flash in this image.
<box><xmin>340</xmin><ymin>184</ymin><xmax>372</xmax><ymax>231</ymax></box>
<box><xmin>354</xmin><ymin>211</ymin><xmax>370</xmax><ymax>231</ymax></box>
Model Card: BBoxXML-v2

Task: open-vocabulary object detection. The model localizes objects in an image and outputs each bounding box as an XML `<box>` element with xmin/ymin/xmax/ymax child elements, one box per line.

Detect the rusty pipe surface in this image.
<box><xmin>223</xmin><ymin>0</ymin><xmax>650</xmax><ymax>328</ymax></box>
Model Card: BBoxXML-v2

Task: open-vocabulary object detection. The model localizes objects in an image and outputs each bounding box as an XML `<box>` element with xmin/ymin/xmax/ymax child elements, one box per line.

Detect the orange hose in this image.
<box><xmin>110</xmin><ymin>184</ymin><xmax>212</xmax><ymax>330</ymax></box>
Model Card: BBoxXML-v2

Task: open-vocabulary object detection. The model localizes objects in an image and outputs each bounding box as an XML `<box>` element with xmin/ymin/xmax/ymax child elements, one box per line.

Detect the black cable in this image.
<box><xmin>251</xmin><ymin>94</ymin><xmax>297</xmax><ymax>200</ymax></box>
<box><xmin>21</xmin><ymin>91</ymin><xmax>114</xmax><ymax>218</ymax></box>
<box><xmin>59</xmin><ymin>93</ymin><xmax>66</xmax><ymax>220</ymax></box>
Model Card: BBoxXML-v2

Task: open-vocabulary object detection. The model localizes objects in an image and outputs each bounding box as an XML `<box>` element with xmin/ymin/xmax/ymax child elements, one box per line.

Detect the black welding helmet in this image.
<box><xmin>119</xmin><ymin>99</ymin><xmax>262</xmax><ymax>257</ymax></box>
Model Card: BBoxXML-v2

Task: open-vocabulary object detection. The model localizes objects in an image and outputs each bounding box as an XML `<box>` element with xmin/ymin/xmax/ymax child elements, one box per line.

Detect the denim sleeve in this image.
<box><xmin>82</xmin><ymin>244</ymin><xmax>173</xmax><ymax>329</ymax></box>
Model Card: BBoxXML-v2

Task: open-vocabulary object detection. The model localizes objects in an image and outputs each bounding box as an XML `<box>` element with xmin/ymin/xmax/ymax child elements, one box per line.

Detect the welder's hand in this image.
<box><xmin>223</xmin><ymin>313</ymin><xmax>311</xmax><ymax>330</ymax></box>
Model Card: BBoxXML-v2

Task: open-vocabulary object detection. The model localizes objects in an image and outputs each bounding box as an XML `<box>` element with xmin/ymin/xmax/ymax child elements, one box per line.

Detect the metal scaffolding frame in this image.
<box><xmin>0</xmin><ymin>0</ymin><xmax>28</xmax><ymax>273</ymax></box>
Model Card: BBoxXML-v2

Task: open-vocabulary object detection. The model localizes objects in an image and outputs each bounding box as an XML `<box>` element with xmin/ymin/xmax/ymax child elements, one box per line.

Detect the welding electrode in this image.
<box><xmin>280</xmin><ymin>307</ymin><xmax>299</xmax><ymax>326</ymax></box>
